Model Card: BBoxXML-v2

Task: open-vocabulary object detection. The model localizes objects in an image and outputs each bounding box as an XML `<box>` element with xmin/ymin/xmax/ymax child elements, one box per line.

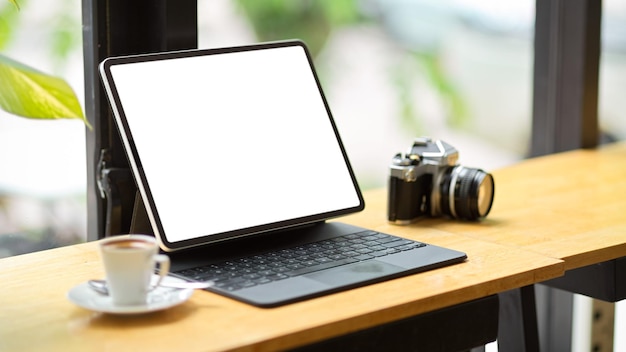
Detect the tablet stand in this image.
<box><xmin>97</xmin><ymin>149</ymin><xmax>152</xmax><ymax>237</ymax></box>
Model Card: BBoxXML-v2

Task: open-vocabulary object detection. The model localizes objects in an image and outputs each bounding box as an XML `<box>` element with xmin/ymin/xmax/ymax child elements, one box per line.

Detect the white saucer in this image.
<box><xmin>67</xmin><ymin>276</ymin><xmax>194</xmax><ymax>314</ymax></box>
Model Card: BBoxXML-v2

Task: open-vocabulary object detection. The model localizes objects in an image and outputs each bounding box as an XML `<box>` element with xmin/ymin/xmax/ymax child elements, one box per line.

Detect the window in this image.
<box><xmin>2</xmin><ymin>0</ymin><xmax>625</xmax><ymax>259</ymax></box>
<box><xmin>0</xmin><ymin>0</ymin><xmax>86</xmax><ymax>257</ymax></box>
<box><xmin>199</xmin><ymin>0</ymin><xmax>530</xmax><ymax>189</ymax></box>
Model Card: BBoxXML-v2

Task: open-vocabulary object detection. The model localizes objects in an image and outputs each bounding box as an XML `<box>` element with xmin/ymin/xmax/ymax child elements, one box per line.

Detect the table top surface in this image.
<box><xmin>0</xmin><ymin>213</ymin><xmax>563</xmax><ymax>352</ymax></box>
<box><xmin>5</xmin><ymin>142</ymin><xmax>625</xmax><ymax>352</ymax></box>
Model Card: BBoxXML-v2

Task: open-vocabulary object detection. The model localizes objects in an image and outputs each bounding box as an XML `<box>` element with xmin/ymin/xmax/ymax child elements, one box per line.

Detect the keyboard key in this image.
<box><xmin>381</xmin><ymin>239</ymin><xmax>412</xmax><ymax>248</ymax></box>
<box><xmin>254</xmin><ymin>278</ymin><xmax>272</xmax><ymax>285</ymax></box>
<box><xmin>376</xmin><ymin>236</ymin><xmax>401</xmax><ymax>244</ymax></box>
<box><xmin>371</xmin><ymin>250</ymin><xmax>391</xmax><ymax>257</ymax></box>
<box><xmin>285</xmin><ymin>258</ymin><xmax>358</xmax><ymax>276</ymax></box>
<box><xmin>266</xmin><ymin>273</ymin><xmax>289</xmax><ymax>281</ymax></box>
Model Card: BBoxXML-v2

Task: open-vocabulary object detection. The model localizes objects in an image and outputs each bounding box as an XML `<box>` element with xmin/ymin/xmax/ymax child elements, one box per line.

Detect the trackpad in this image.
<box><xmin>305</xmin><ymin>260</ymin><xmax>404</xmax><ymax>286</ymax></box>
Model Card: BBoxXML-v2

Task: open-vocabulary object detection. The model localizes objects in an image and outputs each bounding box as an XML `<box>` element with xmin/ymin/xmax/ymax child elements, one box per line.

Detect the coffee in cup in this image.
<box><xmin>99</xmin><ymin>235</ymin><xmax>170</xmax><ymax>306</ymax></box>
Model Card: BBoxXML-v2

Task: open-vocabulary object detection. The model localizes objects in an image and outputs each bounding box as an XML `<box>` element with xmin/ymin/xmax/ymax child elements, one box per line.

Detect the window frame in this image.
<box><xmin>82</xmin><ymin>0</ymin><xmax>198</xmax><ymax>241</ymax></box>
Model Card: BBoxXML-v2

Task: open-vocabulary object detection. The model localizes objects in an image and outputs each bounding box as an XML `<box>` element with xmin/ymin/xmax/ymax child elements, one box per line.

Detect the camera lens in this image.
<box><xmin>440</xmin><ymin>166</ymin><xmax>494</xmax><ymax>220</ymax></box>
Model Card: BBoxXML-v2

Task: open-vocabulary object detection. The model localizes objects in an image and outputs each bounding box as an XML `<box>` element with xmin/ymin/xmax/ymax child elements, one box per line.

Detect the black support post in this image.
<box><xmin>530</xmin><ymin>0</ymin><xmax>602</xmax><ymax>156</ymax></box>
<box><xmin>530</xmin><ymin>1</ymin><xmax>603</xmax><ymax>349</ymax></box>
<box><xmin>82</xmin><ymin>0</ymin><xmax>198</xmax><ymax>240</ymax></box>
<box><xmin>497</xmin><ymin>286</ymin><xmax>540</xmax><ymax>352</ymax></box>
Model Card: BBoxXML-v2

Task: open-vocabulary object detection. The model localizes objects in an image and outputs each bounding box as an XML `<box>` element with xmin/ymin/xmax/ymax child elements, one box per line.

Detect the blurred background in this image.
<box><xmin>0</xmin><ymin>0</ymin><xmax>626</xmax><ymax>257</ymax></box>
<box><xmin>3</xmin><ymin>0</ymin><xmax>626</xmax><ymax>256</ymax></box>
<box><xmin>1</xmin><ymin>1</ymin><xmax>625</xmax><ymax>350</ymax></box>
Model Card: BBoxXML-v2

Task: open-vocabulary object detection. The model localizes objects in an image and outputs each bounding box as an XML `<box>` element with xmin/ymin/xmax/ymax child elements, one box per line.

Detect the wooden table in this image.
<box><xmin>346</xmin><ymin>141</ymin><xmax>626</xmax><ymax>350</ymax></box>
<box><xmin>4</xmin><ymin>143</ymin><xmax>625</xmax><ymax>351</ymax></box>
<box><xmin>0</xmin><ymin>215</ymin><xmax>563</xmax><ymax>351</ymax></box>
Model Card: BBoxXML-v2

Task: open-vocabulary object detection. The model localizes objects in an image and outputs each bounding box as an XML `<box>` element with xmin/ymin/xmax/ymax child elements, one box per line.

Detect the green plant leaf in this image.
<box><xmin>8</xmin><ymin>0</ymin><xmax>20</xmax><ymax>10</ymax></box>
<box><xmin>0</xmin><ymin>54</ymin><xmax>90</xmax><ymax>128</ymax></box>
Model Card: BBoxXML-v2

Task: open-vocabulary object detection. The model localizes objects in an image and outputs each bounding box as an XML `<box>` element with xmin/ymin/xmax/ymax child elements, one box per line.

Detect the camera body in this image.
<box><xmin>388</xmin><ymin>137</ymin><xmax>494</xmax><ymax>224</ymax></box>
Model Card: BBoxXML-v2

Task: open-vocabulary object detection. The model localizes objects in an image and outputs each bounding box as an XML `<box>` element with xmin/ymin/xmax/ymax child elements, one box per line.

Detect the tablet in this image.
<box><xmin>99</xmin><ymin>40</ymin><xmax>364</xmax><ymax>251</ymax></box>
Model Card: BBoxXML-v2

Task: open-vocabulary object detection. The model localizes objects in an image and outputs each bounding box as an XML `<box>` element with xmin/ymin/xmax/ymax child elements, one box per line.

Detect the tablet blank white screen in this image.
<box><xmin>109</xmin><ymin>45</ymin><xmax>361</xmax><ymax>244</ymax></box>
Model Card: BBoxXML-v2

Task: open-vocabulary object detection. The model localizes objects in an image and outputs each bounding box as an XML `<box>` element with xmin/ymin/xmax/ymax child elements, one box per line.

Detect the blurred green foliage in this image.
<box><xmin>0</xmin><ymin>54</ymin><xmax>88</xmax><ymax>125</ymax></box>
<box><xmin>235</xmin><ymin>0</ymin><xmax>363</xmax><ymax>56</ymax></box>
<box><xmin>0</xmin><ymin>0</ymin><xmax>24</xmax><ymax>49</ymax></box>
<box><xmin>0</xmin><ymin>0</ymin><xmax>87</xmax><ymax>126</ymax></box>
<box><xmin>234</xmin><ymin>0</ymin><xmax>468</xmax><ymax>134</ymax></box>
<box><xmin>416</xmin><ymin>52</ymin><xmax>468</xmax><ymax>128</ymax></box>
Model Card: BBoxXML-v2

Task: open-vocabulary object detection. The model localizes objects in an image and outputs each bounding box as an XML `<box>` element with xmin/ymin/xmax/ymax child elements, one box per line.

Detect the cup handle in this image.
<box><xmin>150</xmin><ymin>254</ymin><xmax>171</xmax><ymax>291</ymax></box>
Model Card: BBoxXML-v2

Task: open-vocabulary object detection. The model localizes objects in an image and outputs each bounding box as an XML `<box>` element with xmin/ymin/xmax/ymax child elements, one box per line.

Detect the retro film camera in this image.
<box><xmin>388</xmin><ymin>137</ymin><xmax>495</xmax><ymax>224</ymax></box>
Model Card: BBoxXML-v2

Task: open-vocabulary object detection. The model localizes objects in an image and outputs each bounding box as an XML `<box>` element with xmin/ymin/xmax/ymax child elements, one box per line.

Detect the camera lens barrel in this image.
<box><xmin>441</xmin><ymin>166</ymin><xmax>495</xmax><ymax>220</ymax></box>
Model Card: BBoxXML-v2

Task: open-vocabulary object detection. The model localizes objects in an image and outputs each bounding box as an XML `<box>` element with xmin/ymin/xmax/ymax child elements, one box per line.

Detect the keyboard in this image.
<box><xmin>176</xmin><ymin>231</ymin><xmax>427</xmax><ymax>292</ymax></box>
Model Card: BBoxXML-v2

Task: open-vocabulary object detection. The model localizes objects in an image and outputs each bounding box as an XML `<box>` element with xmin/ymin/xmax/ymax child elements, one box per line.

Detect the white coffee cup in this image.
<box><xmin>99</xmin><ymin>235</ymin><xmax>170</xmax><ymax>306</ymax></box>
